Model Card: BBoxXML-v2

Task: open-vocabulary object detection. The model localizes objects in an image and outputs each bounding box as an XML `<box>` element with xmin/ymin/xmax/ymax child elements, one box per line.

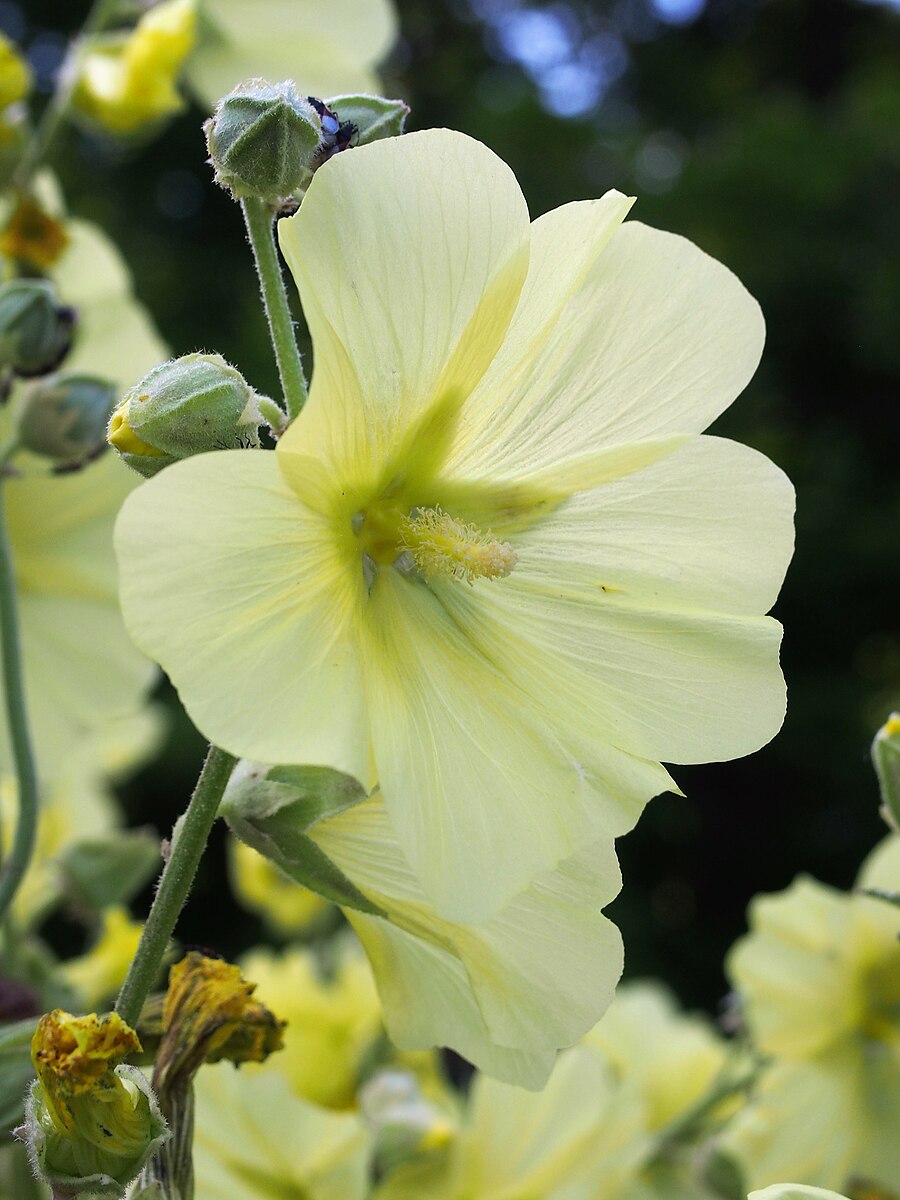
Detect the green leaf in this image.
<box><xmin>56</xmin><ymin>829</ymin><xmax>161</xmax><ymax>912</ymax></box>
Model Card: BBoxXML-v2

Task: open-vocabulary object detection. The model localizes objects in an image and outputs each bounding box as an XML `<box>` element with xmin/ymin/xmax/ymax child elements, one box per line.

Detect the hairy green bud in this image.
<box><xmin>17</xmin><ymin>373</ymin><xmax>116</xmax><ymax>464</ymax></box>
<box><xmin>108</xmin><ymin>352</ymin><xmax>265</xmax><ymax>477</ymax></box>
<box><xmin>0</xmin><ymin>280</ymin><xmax>74</xmax><ymax>378</ymax></box>
<box><xmin>204</xmin><ymin>78</ymin><xmax>321</xmax><ymax>201</ymax></box>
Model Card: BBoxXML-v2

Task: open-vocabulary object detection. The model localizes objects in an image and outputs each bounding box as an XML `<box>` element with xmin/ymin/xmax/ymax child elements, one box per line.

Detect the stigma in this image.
<box><xmin>400</xmin><ymin>507</ymin><xmax>517</xmax><ymax>584</ymax></box>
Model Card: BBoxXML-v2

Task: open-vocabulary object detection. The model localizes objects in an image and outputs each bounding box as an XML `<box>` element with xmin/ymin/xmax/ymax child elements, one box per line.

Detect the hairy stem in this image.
<box><xmin>241</xmin><ymin>196</ymin><xmax>308</xmax><ymax>422</ymax></box>
<box><xmin>114</xmin><ymin>745</ymin><xmax>237</xmax><ymax>1028</ymax></box>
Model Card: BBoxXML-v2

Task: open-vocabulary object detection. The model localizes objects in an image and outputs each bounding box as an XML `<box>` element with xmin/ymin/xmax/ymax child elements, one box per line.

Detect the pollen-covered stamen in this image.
<box><xmin>400</xmin><ymin>507</ymin><xmax>518</xmax><ymax>584</ymax></box>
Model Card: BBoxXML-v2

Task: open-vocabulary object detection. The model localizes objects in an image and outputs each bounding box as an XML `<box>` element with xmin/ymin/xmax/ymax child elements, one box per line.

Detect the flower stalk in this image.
<box><xmin>0</xmin><ymin>477</ymin><xmax>39</xmax><ymax>924</ymax></box>
<box><xmin>114</xmin><ymin>746</ymin><xmax>237</xmax><ymax>1028</ymax></box>
<box><xmin>240</xmin><ymin>196</ymin><xmax>307</xmax><ymax>423</ymax></box>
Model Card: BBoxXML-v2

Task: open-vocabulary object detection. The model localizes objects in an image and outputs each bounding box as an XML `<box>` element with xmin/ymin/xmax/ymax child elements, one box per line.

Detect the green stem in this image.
<box><xmin>0</xmin><ymin>479</ymin><xmax>39</xmax><ymax>924</ymax></box>
<box><xmin>241</xmin><ymin>196</ymin><xmax>308</xmax><ymax>421</ymax></box>
<box><xmin>114</xmin><ymin>745</ymin><xmax>237</xmax><ymax>1028</ymax></box>
<box><xmin>15</xmin><ymin>0</ymin><xmax>121</xmax><ymax>190</ymax></box>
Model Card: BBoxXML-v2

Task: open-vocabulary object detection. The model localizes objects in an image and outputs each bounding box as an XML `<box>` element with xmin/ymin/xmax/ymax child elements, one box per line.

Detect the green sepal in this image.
<box><xmin>322</xmin><ymin>94</ymin><xmax>409</xmax><ymax>145</ymax></box>
<box><xmin>220</xmin><ymin>761</ymin><xmax>386</xmax><ymax>917</ymax></box>
<box><xmin>56</xmin><ymin>829</ymin><xmax>161</xmax><ymax>912</ymax></box>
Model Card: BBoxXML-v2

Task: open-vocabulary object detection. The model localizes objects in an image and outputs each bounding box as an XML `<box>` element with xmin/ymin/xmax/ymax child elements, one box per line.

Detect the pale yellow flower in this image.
<box><xmin>187</xmin><ymin>0</ymin><xmax>398</xmax><ymax>109</ymax></box>
<box><xmin>193</xmin><ymin>1060</ymin><xmax>372</xmax><ymax>1200</ymax></box>
<box><xmin>722</xmin><ymin>837</ymin><xmax>900</xmax><ymax>1193</ymax></box>
<box><xmin>117</xmin><ymin>129</ymin><xmax>793</xmax><ymax>928</ymax></box>
<box><xmin>0</xmin><ymin>216</ymin><xmax>165</xmax><ymax>780</ymax></box>
<box><xmin>374</xmin><ymin>1042</ymin><xmax>646</xmax><ymax>1200</ymax></box>
<box><xmin>585</xmin><ymin>982</ymin><xmax>729</xmax><ymax>1134</ymax></box>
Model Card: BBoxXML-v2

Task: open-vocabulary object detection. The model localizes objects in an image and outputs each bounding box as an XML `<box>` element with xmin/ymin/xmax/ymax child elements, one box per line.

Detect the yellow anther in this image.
<box><xmin>400</xmin><ymin>507</ymin><xmax>517</xmax><ymax>584</ymax></box>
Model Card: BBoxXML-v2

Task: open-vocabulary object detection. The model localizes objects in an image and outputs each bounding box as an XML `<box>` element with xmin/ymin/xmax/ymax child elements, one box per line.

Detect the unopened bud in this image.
<box><xmin>220</xmin><ymin>760</ymin><xmax>383</xmax><ymax>915</ymax></box>
<box><xmin>108</xmin><ymin>352</ymin><xmax>264</xmax><ymax>477</ymax></box>
<box><xmin>205</xmin><ymin>79</ymin><xmax>321</xmax><ymax>201</ymax></box>
<box><xmin>18</xmin><ymin>1010</ymin><xmax>169</xmax><ymax>1197</ymax></box>
<box><xmin>0</xmin><ymin>280</ymin><xmax>74</xmax><ymax>378</ymax></box>
<box><xmin>17</xmin><ymin>373</ymin><xmax>116</xmax><ymax>464</ymax></box>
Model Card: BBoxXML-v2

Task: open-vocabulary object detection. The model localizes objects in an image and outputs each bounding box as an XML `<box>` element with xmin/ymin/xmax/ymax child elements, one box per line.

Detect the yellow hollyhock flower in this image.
<box><xmin>751</xmin><ymin>1191</ymin><xmax>854</xmax><ymax>1200</ymax></box>
<box><xmin>187</xmin><ymin>0</ymin><xmax>398</xmax><ymax>110</ymax></box>
<box><xmin>72</xmin><ymin>0</ymin><xmax>197</xmax><ymax>137</ymax></box>
<box><xmin>193</xmin><ymin>1059</ymin><xmax>372</xmax><ymax>1200</ymax></box>
<box><xmin>722</xmin><ymin>837</ymin><xmax>900</xmax><ymax>1193</ymax></box>
<box><xmin>116</xmin><ymin>129</ymin><xmax>793</xmax><ymax>924</ymax></box>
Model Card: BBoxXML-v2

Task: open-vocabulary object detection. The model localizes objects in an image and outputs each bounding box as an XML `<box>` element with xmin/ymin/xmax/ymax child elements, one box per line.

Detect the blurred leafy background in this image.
<box><xmin>8</xmin><ymin>0</ymin><xmax>899</xmax><ymax>1016</ymax></box>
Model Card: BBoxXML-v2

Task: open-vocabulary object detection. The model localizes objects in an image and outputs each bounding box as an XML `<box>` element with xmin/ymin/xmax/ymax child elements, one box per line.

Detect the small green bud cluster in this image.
<box><xmin>0</xmin><ymin>279</ymin><xmax>74</xmax><ymax>378</ymax></box>
<box><xmin>204</xmin><ymin>79</ymin><xmax>321</xmax><ymax>202</ymax></box>
<box><xmin>108</xmin><ymin>352</ymin><xmax>266</xmax><ymax>478</ymax></box>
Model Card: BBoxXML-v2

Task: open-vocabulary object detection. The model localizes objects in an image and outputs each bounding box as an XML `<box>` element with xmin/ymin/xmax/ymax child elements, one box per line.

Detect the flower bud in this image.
<box><xmin>872</xmin><ymin>713</ymin><xmax>900</xmax><ymax>834</ymax></box>
<box><xmin>0</xmin><ymin>280</ymin><xmax>74</xmax><ymax>378</ymax></box>
<box><xmin>220</xmin><ymin>760</ymin><xmax>384</xmax><ymax>915</ymax></box>
<box><xmin>17</xmin><ymin>373</ymin><xmax>116</xmax><ymax>464</ymax></box>
<box><xmin>108</xmin><ymin>352</ymin><xmax>265</xmax><ymax>477</ymax></box>
<box><xmin>204</xmin><ymin>79</ymin><xmax>322</xmax><ymax>201</ymax></box>
<box><xmin>18</xmin><ymin>1010</ymin><xmax>169</xmax><ymax>1197</ymax></box>
<box><xmin>319</xmin><ymin>94</ymin><xmax>409</xmax><ymax>147</ymax></box>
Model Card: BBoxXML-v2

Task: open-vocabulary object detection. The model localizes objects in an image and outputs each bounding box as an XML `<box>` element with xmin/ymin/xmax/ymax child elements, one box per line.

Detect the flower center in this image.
<box><xmin>353</xmin><ymin>502</ymin><xmax>517</xmax><ymax>585</ymax></box>
<box><xmin>400</xmin><ymin>507</ymin><xmax>517</xmax><ymax>584</ymax></box>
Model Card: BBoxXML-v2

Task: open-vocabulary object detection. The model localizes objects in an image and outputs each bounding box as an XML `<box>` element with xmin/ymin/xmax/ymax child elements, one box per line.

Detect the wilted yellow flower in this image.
<box><xmin>22</xmin><ymin>1010</ymin><xmax>168</xmax><ymax>1194</ymax></box>
<box><xmin>0</xmin><ymin>195</ymin><xmax>69</xmax><ymax>270</ymax></box>
<box><xmin>187</xmin><ymin>0</ymin><xmax>398</xmax><ymax>109</ymax></box>
<box><xmin>193</xmin><ymin>1060</ymin><xmax>372</xmax><ymax>1200</ymax></box>
<box><xmin>118</xmin><ymin>129</ymin><xmax>793</xmax><ymax>929</ymax></box>
<box><xmin>229</xmin><ymin>837</ymin><xmax>332</xmax><ymax>933</ymax></box>
<box><xmin>73</xmin><ymin>0</ymin><xmax>197</xmax><ymax>136</ymax></box>
<box><xmin>722</xmin><ymin>837</ymin><xmax>900</xmax><ymax>1193</ymax></box>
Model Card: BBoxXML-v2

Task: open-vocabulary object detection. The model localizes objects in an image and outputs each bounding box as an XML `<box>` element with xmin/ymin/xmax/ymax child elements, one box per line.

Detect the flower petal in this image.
<box><xmin>3</xmin><ymin>455</ymin><xmax>154</xmax><ymax>777</ymax></box>
<box><xmin>278</xmin><ymin>129</ymin><xmax>531</xmax><ymax>485</ymax></box>
<box><xmin>361</xmin><ymin>570</ymin><xmax>673</xmax><ymax>920</ymax></box>
<box><xmin>435</xmin><ymin>438</ymin><xmax>792</xmax><ymax>767</ymax></box>
<box><xmin>448</xmin><ymin>217</ymin><xmax>764</xmax><ymax>488</ymax></box>
<box><xmin>187</xmin><ymin>0</ymin><xmax>397</xmax><ymax>106</ymax></box>
<box><xmin>312</xmin><ymin>794</ymin><xmax>625</xmax><ymax>1087</ymax></box>
<box><xmin>115</xmin><ymin>449</ymin><xmax>369</xmax><ymax>779</ymax></box>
